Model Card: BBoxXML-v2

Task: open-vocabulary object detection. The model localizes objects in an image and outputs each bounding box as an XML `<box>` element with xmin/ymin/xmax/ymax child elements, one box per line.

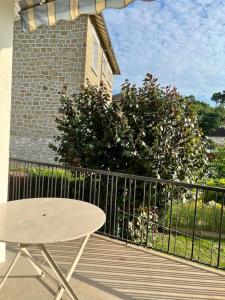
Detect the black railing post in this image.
<box><xmin>167</xmin><ymin>185</ymin><xmax>174</xmax><ymax>253</ymax></box>
<box><xmin>191</xmin><ymin>188</ymin><xmax>198</xmax><ymax>260</ymax></box>
<box><xmin>217</xmin><ymin>192</ymin><xmax>225</xmax><ymax>268</ymax></box>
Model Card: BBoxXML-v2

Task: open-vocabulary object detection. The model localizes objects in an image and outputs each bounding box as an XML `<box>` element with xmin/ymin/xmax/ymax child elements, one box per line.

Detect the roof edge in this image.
<box><xmin>91</xmin><ymin>14</ymin><xmax>120</xmax><ymax>75</ymax></box>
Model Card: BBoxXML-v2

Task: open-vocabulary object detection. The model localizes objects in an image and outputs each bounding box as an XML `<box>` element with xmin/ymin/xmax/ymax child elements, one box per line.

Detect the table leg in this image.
<box><xmin>55</xmin><ymin>234</ymin><xmax>90</xmax><ymax>300</ymax></box>
<box><xmin>21</xmin><ymin>247</ymin><xmax>43</xmax><ymax>276</ymax></box>
<box><xmin>0</xmin><ymin>249</ymin><xmax>22</xmax><ymax>291</ymax></box>
<box><xmin>20</xmin><ymin>247</ymin><xmax>59</xmax><ymax>286</ymax></box>
<box><xmin>39</xmin><ymin>244</ymin><xmax>79</xmax><ymax>300</ymax></box>
<box><xmin>0</xmin><ymin>236</ymin><xmax>90</xmax><ymax>299</ymax></box>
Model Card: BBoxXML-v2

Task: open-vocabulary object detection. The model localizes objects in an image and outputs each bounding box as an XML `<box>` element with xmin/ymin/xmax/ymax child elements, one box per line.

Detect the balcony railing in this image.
<box><xmin>9</xmin><ymin>158</ymin><xmax>225</xmax><ymax>270</ymax></box>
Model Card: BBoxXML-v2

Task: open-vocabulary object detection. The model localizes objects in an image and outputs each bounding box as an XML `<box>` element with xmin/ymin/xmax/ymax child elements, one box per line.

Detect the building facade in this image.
<box><xmin>10</xmin><ymin>15</ymin><xmax>120</xmax><ymax>163</ymax></box>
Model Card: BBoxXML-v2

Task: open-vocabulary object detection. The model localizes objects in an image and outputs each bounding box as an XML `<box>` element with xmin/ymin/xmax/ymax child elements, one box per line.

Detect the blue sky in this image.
<box><xmin>103</xmin><ymin>0</ymin><xmax>225</xmax><ymax>104</ymax></box>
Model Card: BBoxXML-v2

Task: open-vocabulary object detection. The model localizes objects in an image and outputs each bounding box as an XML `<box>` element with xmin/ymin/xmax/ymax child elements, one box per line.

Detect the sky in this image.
<box><xmin>103</xmin><ymin>0</ymin><xmax>225</xmax><ymax>104</ymax></box>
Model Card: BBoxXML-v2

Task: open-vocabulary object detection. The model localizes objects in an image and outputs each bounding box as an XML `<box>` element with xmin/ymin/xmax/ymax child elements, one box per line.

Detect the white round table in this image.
<box><xmin>0</xmin><ymin>198</ymin><xmax>106</xmax><ymax>300</ymax></box>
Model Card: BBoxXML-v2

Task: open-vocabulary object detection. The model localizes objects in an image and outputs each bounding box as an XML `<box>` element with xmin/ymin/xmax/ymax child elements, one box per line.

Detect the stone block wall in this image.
<box><xmin>209</xmin><ymin>136</ymin><xmax>225</xmax><ymax>146</ymax></box>
<box><xmin>10</xmin><ymin>17</ymin><xmax>88</xmax><ymax>163</ymax></box>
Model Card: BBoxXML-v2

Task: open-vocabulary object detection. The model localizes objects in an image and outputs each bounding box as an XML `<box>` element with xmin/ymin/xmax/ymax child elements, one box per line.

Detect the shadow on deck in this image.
<box><xmin>1</xmin><ymin>234</ymin><xmax>225</xmax><ymax>300</ymax></box>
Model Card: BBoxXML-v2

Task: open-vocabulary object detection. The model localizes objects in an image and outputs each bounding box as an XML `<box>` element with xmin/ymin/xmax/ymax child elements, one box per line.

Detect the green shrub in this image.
<box><xmin>166</xmin><ymin>199</ymin><xmax>224</xmax><ymax>233</ymax></box>
<box><xmin>209</xmin><ymin>146</ymin><xmax>225</xmax><ymax>179</ymax></box>
<box><xmin>50</xmin><ymin>74</ymin><xmax>208</xmax><ymax>185</ymax></box>
<box><xmin>204</xmin><ymin>178</ymin><xmax>225</xmax><ymax>204</ymax></box>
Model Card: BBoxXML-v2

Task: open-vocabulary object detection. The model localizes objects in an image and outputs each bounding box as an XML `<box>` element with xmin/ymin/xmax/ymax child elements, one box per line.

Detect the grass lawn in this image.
<box><xmin>150</xmin><ymin>233</ymin><xmax>225</xmax><ymax>269</ymax></box>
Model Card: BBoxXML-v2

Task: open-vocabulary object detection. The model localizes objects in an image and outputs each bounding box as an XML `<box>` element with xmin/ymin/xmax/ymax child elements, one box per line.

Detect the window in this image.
<box><xmin>92</xmin><ymin>30</ymin><xmax>99</xmax><ymax>73</ymax></box>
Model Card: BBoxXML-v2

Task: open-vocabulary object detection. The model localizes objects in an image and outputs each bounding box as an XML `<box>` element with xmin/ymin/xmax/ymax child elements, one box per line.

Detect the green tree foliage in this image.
<box><xmin>209</xmin><ymin>146</ymin><xmax>225</xmax><ymax>179</ymax></box>
<box><xmin>188</xmin><ymin>96</ymin><xmax>225</xmax><ymax>136</ymax></box>
<box><xmin>49</xmin><ymin>83</ymin><xmax>134</xmax><ymax>171</ymax></box>
<box><xmin>50</xmin><ymin>74</ymin><xmax>208</xmax><ymax>183</ymax></box>
<box><xmin>211</xmin><ymin>91</ymin><xmax>225</xmax><ymax>107</ymax></box>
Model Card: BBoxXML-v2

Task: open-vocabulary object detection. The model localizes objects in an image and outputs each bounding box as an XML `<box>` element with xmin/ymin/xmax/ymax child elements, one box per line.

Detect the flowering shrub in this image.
<box><xmin>128</xmin><ymin>206</ymin><xmax>158</xmax><ymax>245</ymax></box>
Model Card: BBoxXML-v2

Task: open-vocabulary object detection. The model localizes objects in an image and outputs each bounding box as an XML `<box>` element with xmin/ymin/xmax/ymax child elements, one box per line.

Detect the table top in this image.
<box><xmin>0</xmin><ymin>198</ymin><xmax>106</xmax><ymax>245</ymax></box>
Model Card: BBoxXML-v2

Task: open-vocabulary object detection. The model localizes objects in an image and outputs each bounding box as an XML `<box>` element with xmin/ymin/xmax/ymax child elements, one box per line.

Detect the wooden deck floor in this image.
<box><xmin>1</xmin><ymin>235</ymin><xmax>225</xmax><ymax>299</ymax></box>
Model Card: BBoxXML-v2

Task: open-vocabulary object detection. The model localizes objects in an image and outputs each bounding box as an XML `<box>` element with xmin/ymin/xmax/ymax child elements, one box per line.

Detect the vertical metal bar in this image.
<box><xmin>113</xmin><ymin>176</ymin><xmax>118</xmax><ymax>237</ymax></box>
<box><xmin>8</xmin><ymin>161</ymin><xmax>11</xmax><ymax>202</ymax></box>
<box><xmin>81</xmin><ymin>172</ymin><xmax>85</xmax><ymax>201</ymax></box>
<box><xmin>37</xmin><ymin>164</ymin><xmax>41</xmax><ymax>198</ymax></box>
<box><xmin>12</xmin><ymin>161</ymin><xmax>15</xmax><ymax>200</ymax></box>
<box><xmin>93</xmin><ymin>173</ymin><xmax>97</xmax><ymax>205</ymax></box>
<box><xmin>152</xmin><ymin>182</ymin><xmax>157</xmax><ymax>248</ymax></box>
<box><xmin>74</xmin><ymin>170</ymin><xmax>78</xmax><ymax>199</ymax></box>
<box><xmin>26</xmin><ymin>162</ymin><xmax>30</xmax><ymax>198</ymax></box>
<box><xmin>217</xmin><ymin>192</ymin><xmax>225</xmax><ymax>268</ymax></box>
<box><xmin>121</xmin><ymin>177</ymin><xmax>127</xmax><ymax>241</ymax></box>
<box><xmin>141</xmin><ymin>181</ymin><xmax>146</xmax><ymax>244</ymax></box>
<box><xmin>50</xmin><ymin>167</ymin><xmax>54</xmax><ymax>197</ymax></box>
<box><xmin>89</xmin><ymin>173</ymin><xmax>93</xmax><ymax>203</ymax></box>
<box><xmin>104</xmin><ymin>175</ymin><xmax>109</xmax><ymax>234</ymax></box>
<box><xmin>146</xmin><ymin>181</ymin><xmax>152</xmax><ymax>247</ymax></box>
<box><xmin>15</xmin><ymin>161</ymin><xmax>18</xmax><ymax>200</ymax></box>
<box><xmin>127</xmin><ymin>178</ymin><xmax>132</xmax><ymax>243</ymax></box>
<box><xmin>47</xmin><ymin>166</ymin><xmax>50</xmax><ymax>197</ymax></box>
<box><xmin>34</xmin><ymin>164</ymin><xmax>38</xmax><ymax>198</ymax></box>
<box><xmin>66</xmin><ymin>170</ymin><xmax>70</xmax><ymax>199</ymax></box>
<box><xmin>191</xmin><ymin>188</ymin><xmax>198</xmax><ymax>260</ymax></box>
<box><xmin>185</xmin><ymin>194</ymin><xmax>191</xmax><ymax>259</ymax></box>
<box><xmin>29</xmin><ymin>163</ymin><xmax>32</xmax><ymax>198</ymax></box>
<box><xmin>97</xmin><ymin>174</ymin><xmax>101</xmax><ymax>207</ymax></box>
<box><xmin>109</xmin><ymin>176</ymin><xmax>114</xmax><ymax>236</ymax></box>
<box><xmin>60</xmin><ymin>170</ymin><xmax>64</xmax><ymax>198</ymax></box>
<box><xmin>210</xmin><ymin>192</ymin><xmax>217</xmax><ymax>266</ymax></box>
<box><xmin>54</xmin><ymin>167</ymin><xmax>58</xmax><ymax>197</ymax></box>
<box><xmin>162</xmin><ymin>184</ymin><xmax>168</xmax><ymax>251</ymax></box>
<box><xmin>63</xmin><ymin>169</ymin><xmax>67</xmax><ymax>198</ymax></box>
<box><xmin>167</xmin><ymin>185</ymin><xmax>174</xmax><ymax>253</ymax></box>
<box><xmin>132</xmin><ymin>179</ymin><xmax>137</xmax><ymax>243</ymax></box>
<box><xmin>41</xmin><ymin>166</ymin><xmax>44</xmax><ymax>198</ymax></box>
<box><xmin>77</xmin><ymin>171</ymin><xmax>81</xmax><ymax>200</ymax></box>
<box><xmin>18</xmin><ymin>163</ymin><xmax>21</xmax><ymax>200</ymax></box>
<box><xmin>173</xmin><ymin>186</ymin><xmax>180</xmax><ymax>255</ymax></box>
<box><xmin>198</xmin><ymin>189</ymin><xmax>205</xmax><ymax>263</ymax></box>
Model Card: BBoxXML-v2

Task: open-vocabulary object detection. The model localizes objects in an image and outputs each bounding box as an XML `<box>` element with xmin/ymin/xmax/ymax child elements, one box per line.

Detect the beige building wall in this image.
<box><xmin>11</xmin><ymin>17</ymin><xmax>88</xmax><ymax>163</ymax></box>
<box><xmin>84</xmin><ymin>17</ymin><xmax>113</xmax><ymax>95</ymax></box>
<box><xmin>0</xmin><ymin>0</ymin><xmax>14</xmax><ymax>262</ymax></box>
<box><xmin>10</xmin><ymin>16</ymin><xmax>116</xmax><ymax>163</ymax></box>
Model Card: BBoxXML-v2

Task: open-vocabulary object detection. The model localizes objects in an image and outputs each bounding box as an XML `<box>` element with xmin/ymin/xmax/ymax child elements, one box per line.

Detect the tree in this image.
<box><xmin>50</xmin><ymin>74</ymin><xmax>208</xmax><ymax>183</ymax></box>
<box><xmin>209</xmin><ymin>146</ymin><xmax>225</xmax><ymax>179</ymax></box>
<box><xmin>188</xmin><ymin>97</ymin><xmax>225</xmax><ymax>136</ymax></box>
<box><xmin>117</xmin><ymin>74</ymin><xmax>208</xmax><ymax>181</ymax></box>
<box><xmin>211</xmin><ymin>91</ymin><xmax>225</xmax><ymax>107</ymax></box>
<box><xmin>49</xmin><ymin>82</ymin><xmax>134</xmax><ymax>171</ymax></box>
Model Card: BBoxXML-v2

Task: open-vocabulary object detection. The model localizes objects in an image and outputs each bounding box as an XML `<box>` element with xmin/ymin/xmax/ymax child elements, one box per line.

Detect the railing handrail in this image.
<box><xmin>9</xmin><ymin>158</ymin><xmax>225</xmax><ymax>193</ymax></box>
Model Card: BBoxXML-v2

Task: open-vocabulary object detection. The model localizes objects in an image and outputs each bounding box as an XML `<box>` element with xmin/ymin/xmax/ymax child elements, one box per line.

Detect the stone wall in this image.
<box><xmin>10</xmin><ymin>137</ymin><xmax>55</xmax><ymax>163</ymax></box>
<box><xmin>10</xmin><ymin>17</ymin><xmax>88</xmax><ymax>163</ymax></box>
<box><xmin>10</xmin><ymin>16</ymin><xmax>115</xmax><ymax>163</ymax></box>
<box><xmin>209</xmin><ymin>136</ymin><xmax>225</xmax><ymax>146</ymax></box>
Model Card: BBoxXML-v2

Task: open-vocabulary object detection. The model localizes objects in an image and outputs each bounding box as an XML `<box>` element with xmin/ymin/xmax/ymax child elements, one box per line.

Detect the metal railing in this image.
<box><xmin>9</xmin><ymin>158</ymin><xmax>225</xmax><ymax>269</ymax></box>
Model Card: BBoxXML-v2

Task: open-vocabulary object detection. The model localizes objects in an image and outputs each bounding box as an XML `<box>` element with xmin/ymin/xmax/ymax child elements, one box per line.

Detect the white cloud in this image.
<box><xmin>103</xmin><ymin>0</ymin><xmax>225</xmax><ymax>103</ymax></box>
